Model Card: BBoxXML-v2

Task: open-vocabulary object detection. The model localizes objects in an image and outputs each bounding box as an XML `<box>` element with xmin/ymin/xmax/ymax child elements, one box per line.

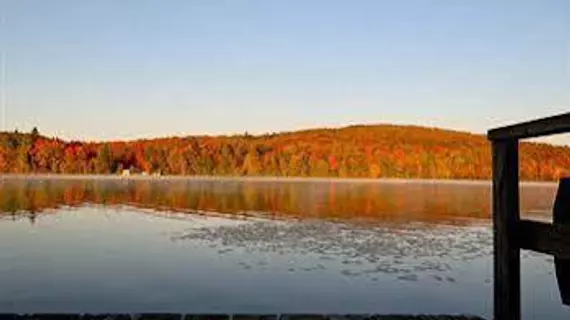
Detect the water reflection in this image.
<box><xmin>0</xmin><ymin>177</ymin><xmax>556</xmax><ymax>225</ymax></box>
<box><xmin>0</xmin><ymin>177</ymin><xmax>565</xmax><ymax>317</ymax></box>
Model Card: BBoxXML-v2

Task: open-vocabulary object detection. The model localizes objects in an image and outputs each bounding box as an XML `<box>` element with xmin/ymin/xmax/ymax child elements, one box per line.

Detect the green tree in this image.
<box><xmin>31</xmin><ymin>127</ymin><xmax>40</xmax><ymax>142</ymax></box>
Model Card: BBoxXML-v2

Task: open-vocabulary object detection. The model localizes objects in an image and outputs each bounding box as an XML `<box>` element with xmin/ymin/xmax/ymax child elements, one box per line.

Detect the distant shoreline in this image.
<box><xmin>0</xmin><ymin>174</ymin><xmax>558</xmax><ymax>187</ymax></box>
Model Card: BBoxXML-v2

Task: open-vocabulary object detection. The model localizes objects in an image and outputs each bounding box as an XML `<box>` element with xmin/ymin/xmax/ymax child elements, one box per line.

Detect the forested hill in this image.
<box><xmin>0</xmin><ymin>125</ymin><xmax>568</xmax><ymax>181</ymax></box>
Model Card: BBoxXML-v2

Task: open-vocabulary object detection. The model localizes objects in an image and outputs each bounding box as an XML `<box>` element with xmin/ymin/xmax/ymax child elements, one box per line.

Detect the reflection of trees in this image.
<box><xmin>0</xmin><ymin>179</ymin><xmax>555</xmax><ymax>225</ymax></box>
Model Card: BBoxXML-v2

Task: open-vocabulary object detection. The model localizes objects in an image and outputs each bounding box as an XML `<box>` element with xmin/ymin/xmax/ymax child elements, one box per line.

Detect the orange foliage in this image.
<box><xmin>0</xmin><ymin>125</ymin><xmax>569</xmax><ymax>181</ymax></box>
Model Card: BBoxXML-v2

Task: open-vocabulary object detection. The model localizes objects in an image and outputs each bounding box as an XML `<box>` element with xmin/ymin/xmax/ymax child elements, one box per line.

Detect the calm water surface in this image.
<box><xmin>0</xmin><ymin>177</ymin><xmax>567</xmax><ymax>319</ymax></box>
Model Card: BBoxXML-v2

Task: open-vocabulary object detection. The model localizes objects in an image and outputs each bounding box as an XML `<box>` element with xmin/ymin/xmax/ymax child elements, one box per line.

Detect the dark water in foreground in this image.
<box><xmin>0</xmin><ymin>177</ymin><xmax>567</xmax><ymax>319</ymax></box>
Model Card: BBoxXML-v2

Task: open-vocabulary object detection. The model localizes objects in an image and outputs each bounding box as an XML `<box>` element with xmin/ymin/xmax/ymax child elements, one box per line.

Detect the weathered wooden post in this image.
<box><xmin>489</xmin><ymin>112</ymin><xmax>570</xmax><ymax>320</ymax></box>
<box><xmin>554</xmin><ymin>178</ymin><xmax>570</xmax><ymax>305</ymax></box>
<box><xmin>492</xmin><ymin>139</ymin><xmax>521</xmax><ymax>320</ymax></box>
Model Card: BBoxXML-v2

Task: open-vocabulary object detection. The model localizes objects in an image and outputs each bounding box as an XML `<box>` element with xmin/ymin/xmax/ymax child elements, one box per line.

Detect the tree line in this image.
<box><xmin>0</xmin><ymin>125</ymin><xmax>568</xmax><ymax>181</ymax></box>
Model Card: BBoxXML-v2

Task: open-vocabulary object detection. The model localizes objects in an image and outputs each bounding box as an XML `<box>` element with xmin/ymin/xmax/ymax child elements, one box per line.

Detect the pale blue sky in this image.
<box><xmin>1</xmin><ymin>0</ymin><xmax>569</xmax><ymax>142</ymax></box>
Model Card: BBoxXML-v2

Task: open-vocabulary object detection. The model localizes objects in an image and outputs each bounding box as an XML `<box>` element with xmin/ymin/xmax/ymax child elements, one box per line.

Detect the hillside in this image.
<box><xmin>0</xmin><ymin>125</ymin><xmax>568</xmax><ymax>181</ymax></box>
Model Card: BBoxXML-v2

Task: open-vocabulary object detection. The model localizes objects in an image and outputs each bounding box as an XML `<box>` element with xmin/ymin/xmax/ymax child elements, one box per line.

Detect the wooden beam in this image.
<box><xmin>487</xmin><ymin>112</ymin><xmax>570</xmax><ymax>140</ymax></box>
<box><xmin>518</xmin><ymin>220</ymin><xmax>570</xmax><ymax>259</ymax></box>
<box><xmin>492</xmin><ymin>139</ymin><xmax>521</xmax><ymax>320</ymax></box>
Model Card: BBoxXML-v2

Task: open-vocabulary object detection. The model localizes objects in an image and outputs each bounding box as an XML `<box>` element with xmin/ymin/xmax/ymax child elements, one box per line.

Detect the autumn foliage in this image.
<box><xmin>0</xmin><ymin>125</ymin><xmax>568</xmax><ymax>181</ymax></box>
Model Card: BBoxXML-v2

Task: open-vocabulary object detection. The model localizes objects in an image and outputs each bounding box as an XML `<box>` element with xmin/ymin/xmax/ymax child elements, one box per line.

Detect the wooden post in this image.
<box><xmin>492</xmin><ymin>139</ymin><xmax>521</xmax><ymax>320</ymax></box>
<box><xmin>554</xmin><ymin>178</ymin><xmax>570</xmax><ymax>305</ymax></box>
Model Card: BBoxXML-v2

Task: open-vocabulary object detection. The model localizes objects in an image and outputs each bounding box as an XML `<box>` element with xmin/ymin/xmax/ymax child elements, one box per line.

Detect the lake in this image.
<box><xmin>0</xmin><ymin>177</ymin><xmax>568</xmax><ymax>319</ymax></box>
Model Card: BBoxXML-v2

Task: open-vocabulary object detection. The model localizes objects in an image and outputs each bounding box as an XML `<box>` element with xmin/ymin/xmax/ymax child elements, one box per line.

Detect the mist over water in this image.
<box><xmin>0</xmin><ymin>177</ymin><xmax>566</xmax><ymax>318</ymax></box>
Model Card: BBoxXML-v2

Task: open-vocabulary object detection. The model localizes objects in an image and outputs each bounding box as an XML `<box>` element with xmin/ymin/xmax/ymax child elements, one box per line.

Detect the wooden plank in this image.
<box><xmin>487</xmin><ymin>112</ymin><xmax>570</xmax><ymax>140</ymax></box>
<box><xmin>553</xmin><ymin>178</ymin><xmax>570</xmax><ymax>305</ymax></box>
<box><xmin>517</xmin><ymin>220</ymin><xmax>570</xmax><ymax>259</ymax></box>
<box><xmin>492</xmin><ymin>139</ymin><xmax>521</xmax><ymax>320</ymax></box>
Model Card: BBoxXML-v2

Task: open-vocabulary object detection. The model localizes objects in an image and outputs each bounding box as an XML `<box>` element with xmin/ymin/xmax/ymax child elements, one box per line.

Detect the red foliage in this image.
<box><xmin>0</xmin><ymin>125</ymin><xmax>569</xmax><ymax>180</ymax></box>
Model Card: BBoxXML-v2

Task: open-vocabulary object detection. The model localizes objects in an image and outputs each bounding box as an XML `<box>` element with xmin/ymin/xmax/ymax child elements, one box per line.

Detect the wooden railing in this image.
<box><xmin>487</xmin><ymin>112</ymin><xmax>570</xmax><ymax>320</ymax></box>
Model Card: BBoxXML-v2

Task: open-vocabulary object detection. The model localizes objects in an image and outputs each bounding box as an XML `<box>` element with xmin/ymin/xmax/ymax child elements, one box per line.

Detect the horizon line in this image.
<box><xmin>2</xmin><ymin>122</ymin><xmax>568</xmax><ymax>148</ymax></box>
<box><xmin>3</xmin><ymin>122</ymin><xmax>484</xmax><ymax>142</ymax></box>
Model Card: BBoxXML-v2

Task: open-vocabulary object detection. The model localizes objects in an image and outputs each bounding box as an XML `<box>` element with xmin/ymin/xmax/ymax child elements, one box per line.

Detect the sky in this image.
<box><xmin>1</xmin><ymin>0</ymin><xmax>569</xmax><ymax>143</ymax></box>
